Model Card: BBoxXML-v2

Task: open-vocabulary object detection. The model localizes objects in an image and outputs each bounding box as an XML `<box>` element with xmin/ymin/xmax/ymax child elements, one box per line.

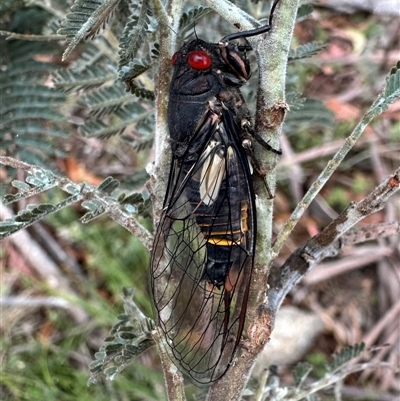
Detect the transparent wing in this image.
<box><xmin>151</xmin><ymin>108</ymin><xmax>255</xmax><ymax>385</ymax></box>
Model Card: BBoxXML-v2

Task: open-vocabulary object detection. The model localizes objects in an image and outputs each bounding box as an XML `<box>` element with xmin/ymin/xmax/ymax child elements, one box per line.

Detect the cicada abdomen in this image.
<box><xmin>151</xmin><ymin>0</ymin><xmax>281</xmax><ymax>386</ymax></box>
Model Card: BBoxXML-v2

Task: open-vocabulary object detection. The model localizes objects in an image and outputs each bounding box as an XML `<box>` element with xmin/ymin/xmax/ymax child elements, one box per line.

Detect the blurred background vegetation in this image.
<box><xmin>1</xmin><ymin>1</ymin><xmax>399</xmax><ymax>400</ymax></box>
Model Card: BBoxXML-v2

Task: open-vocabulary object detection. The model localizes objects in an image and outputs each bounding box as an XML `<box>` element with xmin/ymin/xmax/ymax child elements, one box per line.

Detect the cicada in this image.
<box><xmin>151</xmin><ymin>0</ymin><xmax>281</xmax><ymax>386</ymax></box>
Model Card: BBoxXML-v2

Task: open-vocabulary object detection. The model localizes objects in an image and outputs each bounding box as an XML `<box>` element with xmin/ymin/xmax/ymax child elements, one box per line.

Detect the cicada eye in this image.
<box><xmin>188</xmin><ymin>50</ymin><xmax>212</xmax><ymax>70</ymax></box>
<box><xmin>171</xmin><ymin>52</ymin><xmax>179</xmax><ymax>65</ymax></box>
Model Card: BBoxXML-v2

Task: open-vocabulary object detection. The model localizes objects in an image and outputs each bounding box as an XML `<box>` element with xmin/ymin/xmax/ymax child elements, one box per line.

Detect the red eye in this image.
<box><xmin>171</xmin><ymin>52</ymin><xmax>178</xmax><ymax>65</ymax></box>
<box><xmin>188</xmin><ymin>50</ymin><xmax>211</xmax><ymax>70</ymax></box>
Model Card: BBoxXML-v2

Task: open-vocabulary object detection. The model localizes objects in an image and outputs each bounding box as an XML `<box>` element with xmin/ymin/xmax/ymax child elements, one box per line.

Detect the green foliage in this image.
<box><xmin>1</xmin><ymin>243</ymin><xmax>158</xmax><ymax>401</ymax></box>
<box><xmin>0</xmin><ymin>40</ymin><xmax>69</xmax><ymax>168</ymax></box>
<box><xmin>306</xmin><ymin>352</ymin><xmax>329</xmax><ymax>378</ymax></box>
<box><xmin>328</xmin><ymin>342</ymin><xmax>365</xmax><ymax>372</ymax></box>
<box><xmin>97</xmin><ymin>176</ymin><xmax>120</xmax><ymax>194</ymax></box>
<box><xmin>284</xmin><ymin>98</ymin><xmax>335</xmax><ymax>135</ymax></box>
<box><xmin>89</xmin><ymin>289</ymin><xmax>155</xmax><ymax>384</ymax></box>
<box><xmin>383</xmin><ymin>61</ymin><xmax>400</xmax><ymax>107</ymax></box>
<box><xmin>292</xmin><ymin>362</ymin><xmax>312</xmax><ymax>387</ymax></box>
<box><xmin>118</xmin><ymin>0</ymin><xmax>154</xmax><ymax>70</ymax></box>
<box><xmin>351</xmin><ymin>174</ymin><xmax>372</xmax><ymax>194</ymax></box>
<box><xmin>1</xmin><ymin>2</ymin><xmax>398</xmax><ymax>400</ymax></box>
<box><xmin>120</xmin><ymin>192</ymin><xmax>152</xmax><ymax>218</ymax></box>
<box><xmin>286</xmin><ymin>92</ymin><xmax>306</xmax><ymax>110</ymax></box>
<box><xmin>50</xmin><ymin>0</ymin><xmax>158</xmax><ymax>142</ymax></box>
<box><xmin>325</xmin><ymin>187</ymin><xmax>351</xmax><ymax>211</ymax></box>
<box><xmin>78</xmin><ymin>102</ymin><xmax>154</xmax><ymax>139</ymax></box>
<box><xmin>289</xmin><ymin>42</ymin><xmax>327</xmax><ymax>61</ymax></box>
<box><xmin>0</xmin><ymin>160</ymin><xmax>151</xmax><ymax>240</ymax></box>
<box><xmin>0</xmin><ymin>166</ymin><xmax>77</xmax><ymax>239</ymax></box>
<box><xmin>296</xmin><ymin>3</ymin><xmax>314</xmax><ymax>22</ymax></box>
<box><xmin>59</xmin><ymin>0</ymin><xmax>121</xmax><ymax>60</ymax></box>
<box><xmin>179</xmin><ymin>6</ymin><xmax>212</xmax><ymax>34</ymax></box>
<box><xmin>244</xmin><ymin>344</ymin><xmax>371</xmax><ymax>400</ymax></box>
<box><xmin>53</xmin><ymin>65</ymin><xmax>117</xmax><ymax>93</ymax></box>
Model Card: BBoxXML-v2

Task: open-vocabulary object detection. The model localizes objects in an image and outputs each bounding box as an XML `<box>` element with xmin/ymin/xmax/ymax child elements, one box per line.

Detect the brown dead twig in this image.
<box><xmin>267</xmin><ymin>167</ymin><xmax>400</xmax><ymax>316</ymax></box>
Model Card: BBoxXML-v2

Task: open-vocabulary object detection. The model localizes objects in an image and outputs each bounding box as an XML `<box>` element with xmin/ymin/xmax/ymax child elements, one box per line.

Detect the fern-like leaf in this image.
<box><xmin>0</xmin><ymin>163</ymin><xmax>82</xmax><ymax>235</ymax></box>
<box><xmin>119</xmin><ymin>43</ymin><xmax>159</xmax><ymax>88</ymax></box>
<box><xmin>179</xmin><ymin>6</ymin><xmax>212</xmax><ymax>33</ymax></box>
<box><xmin>292</xmin><ymin>362</ymin><xmax>313</xmax><ymax>387</ymax></box>
<box><xmin>59</xmin><ymin>0</ymin><xmax>120</xmax><ymax>60</ymax></box>
<box><xmin>0</xmin><ymin>40</ymin><xmax>69</xmax><ymax>168</ymax></box>
<box><xmin>131</xmin><ymin>137</ymin><xmax>154</xmax><ymax>152</ymax></box>
<box><xmin>296</xmin><ymin>2</ymin><xmax>314</xmax><ymax>22</ymax></box>
<box><xmin>289</xmin><ymin>42</ymin><xmax>327</xmax><ymax>61</ymax></box>
<box><xmin>118</xmin><ymin>0</ymin><xmax>154</xmax><ymax>69</ymax></box>
<box><xmin>82</xmin><ymin>84</ymin><xmax>133</xmax><ymax>117</ymax></box>
<box><xmin>286</xmin><ymin>92</ymin><xmax>306</xmax><ymax>110</ymax></box>
<box><xmin>328</xmin><ymin>343</ymin><xmax>365</xmax><ymax>372</ymax></box>
<box><xmin>81</xmin><ymin>82</ymin><xmax>154</xmax><ymax>117</ymax></box>
<box><xmin>118</xmin><ymin>169</ymin><xmax>150</xmax><ymax>193</ymax></box>
<box><xmin>284</xmin><ymin>98</ymin><xmax>334</xmax><ymax>128</ymax></box>
<box><xmin>369</xmin><ymin>61</ymin><xmax>400</xmax><ymax>115</ymax></box>
<box><xmin>97</xmin><ymin>176</ymin><xmax>120</xmax><ymax>194</ymax></box>
<box><xmin>119</xmin><ymin>192</ymin><xmax>151</xmax><ymax>217</ymax></box>
<box><xmin>383</xmin><ymin>61</ymin><xmax>400</xmax><ymax>106</ymax></box>
<box><xmin>53</xmin><ymin>65</ymin><xmax>117</xmax><ymax>93</ymax></box>
<box><xmin>88</xmin><ymin>288</ymin><xmax>155</xmax><ymax>384</ymax></box>
<box><xmin>125</xmin><ymin>83</ymin><xmax>154</xmax><ymax>100</ymax></box>
<box><xmin>78</xmin><ymin>106</ymin><xmax>153</xmax><ymax>138</ymax></box>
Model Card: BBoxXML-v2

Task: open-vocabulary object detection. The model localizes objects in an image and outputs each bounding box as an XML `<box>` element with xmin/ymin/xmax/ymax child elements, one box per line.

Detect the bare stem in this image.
<box><xmin>147</xmin><ymin>1</ymin><xmax>187</xmax><ymax>399</ymax></box>
<box><xmin>152</xmin><ymin>329</ymin><xmax>186</xmax><ymax>401</ymax></box>
<box><xmin>206</xmin><ymin>2</ymin><xmax>299</xmax><ymax>399</ymax></box>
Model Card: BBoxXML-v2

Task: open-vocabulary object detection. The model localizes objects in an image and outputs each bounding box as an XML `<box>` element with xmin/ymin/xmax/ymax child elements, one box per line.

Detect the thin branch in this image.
<box><xmin>252</xmin><ymin>0</ymin><xmax>294</xmax><ymax>262</ymax></box>
<box><xmin>152</xmin><ymin>329</ymin><xmax>187</xmax><ymax>401</ymax></box>
<box><xmin>339</xmin><ymin>222</ymin><xmax>400</xmax><ymax>247</ymax></box>
<box><xmin>0</xmin><ymin>30</ymin><xmax>64</xmax><ymax>41</ymax></box>
<box><xmin>147</xmin><ymin>0</ymin><xmax>184</xmax><ymax>218</ymax></box>
<box><xmin>303</xmin><ymin>245</ymin><xmax>394</xmax><ymax>286</ymax></box>
<box><xmin>362</xmin><ymin>298</ymin><xmax>400</xmax><ymax>346</ymax></box>
<box><xmin>203</xmin><ymin>0</ymin><xmax>259</xmax><ymax>30</ymax></box>
<box><xmin>273</xmin><ymin>95</ymin><xmax>400</xmax><ymax>255</ymax></box>
<box><xmin>284</xmin><ymin>361</ymin><xmax>396</xmax><ymax>401</ymax></box>
<box><xmin>0</xmin><ymin>156</ymin><xmax>153</xmax><ymax>250</ymax></box>
<box><xmin>267</xmin><ymin>168</ymin><xmax>400</xmax><ymax>315</ymax></box>
<box><xmin>147</xmin><ymin>1</ymin><xmax>187</xmax><ymax>399</ymax></box>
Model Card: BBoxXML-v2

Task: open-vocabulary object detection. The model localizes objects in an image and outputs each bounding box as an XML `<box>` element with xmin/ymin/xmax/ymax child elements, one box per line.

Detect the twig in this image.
<box><xmin>267</xmin><ymin>168</ymin><xmax>400</xmax><ymax>315</ymax></box>
<box><xmin>339</xmin><ymin>222</ymin><xmax>400</xmax><ymax>246</ymax></box>
<box><xmin>273</xmin><ymin>86</ymin><xmax>400</xmax><ymax>253</ymax></box>
<box><xmin>146</xmin><ymin>0</ymin><xmax>184</xmax><ymax>222</ymax></box>
<box><xmin>278</xmin><ymin>137</ymin><xmax>367</xmax><ymax>168</ymax></box>
<box><xmin>0</xmin><ymin>30</ymin><xmax>64</xmax><ymax>41</ymax></box>
<box><xmin>152</xmin><ymin>329</ymin><xmax>187</xmax><ymax>401</ymax></box>
<box><xmin>303</xmin><ymin>245</ymin><xmax>394</xmax><ymax>285</ymax></box>
<box><xmin>362</xmin><ymin>298</ymin><xmax>400</xmax><ymax>346</ymax></box>
<box><xmin>285</xmin><ymin>361</ymin><xmax>396</xmax><ymax>401</ymax></box>
<box><xmin>203</xmin><ymin>0</ymin><xmax>259</xmax><ymax>30</ymax></box>
<box><xmin>147</xmin><ymin>1</ymin><xmax>188</xmax><ymax>400</ymax></box>
<box><xmin>0</xmin><ymin>156</ymin><xmax>153</xmax><ymax>250</ymax></box>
